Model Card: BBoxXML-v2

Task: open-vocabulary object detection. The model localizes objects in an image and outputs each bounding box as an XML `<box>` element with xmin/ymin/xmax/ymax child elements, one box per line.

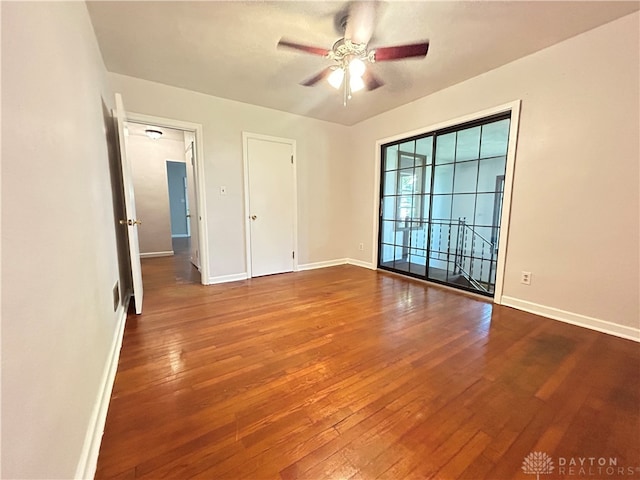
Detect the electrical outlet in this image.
<box><xmin>358</xmin><ymin>243</ymin><xmax>364</xmax><ymax>251</ymax></box>
<box><xmin>521</xmin><ymin>271</ymin><xmax>532</xmax><ymax>285</ymax></box>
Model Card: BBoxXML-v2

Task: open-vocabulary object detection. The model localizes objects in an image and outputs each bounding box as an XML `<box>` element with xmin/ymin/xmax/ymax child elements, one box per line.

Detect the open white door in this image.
<box><xmin>184</xmin><ymin>138</ymin><xmax>200</xmax><ymax>269</ymax></box>
<box><xmin>114</xmin><ymin>93</ymin><xmax>144</xmax><ymax>314</ymax></box>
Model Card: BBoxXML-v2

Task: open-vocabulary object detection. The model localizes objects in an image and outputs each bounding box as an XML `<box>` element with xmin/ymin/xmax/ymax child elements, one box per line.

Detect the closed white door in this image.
<box><xmin>114</xmin><ymin>93</ymin><xmax>143</xmax><ymax>314</ymax></box>
<box><xmin>246</xmin><ymin>136</ymin><xmax>295</xmax><ymax>277</ymax></box>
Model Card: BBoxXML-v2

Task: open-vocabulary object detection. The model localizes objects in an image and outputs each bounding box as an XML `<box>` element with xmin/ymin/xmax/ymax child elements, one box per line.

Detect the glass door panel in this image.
<box><xmin>378</xmin><ymin>114</ymin><xmax>511</xmax><ymax>296</ymax></box>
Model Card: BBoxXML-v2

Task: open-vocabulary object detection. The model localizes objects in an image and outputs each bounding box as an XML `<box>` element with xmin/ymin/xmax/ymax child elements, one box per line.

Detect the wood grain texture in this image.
<box><xmin>96</xmin><ymin>252</ymin><xmax>640</xmax><ymax>479</ymax></box>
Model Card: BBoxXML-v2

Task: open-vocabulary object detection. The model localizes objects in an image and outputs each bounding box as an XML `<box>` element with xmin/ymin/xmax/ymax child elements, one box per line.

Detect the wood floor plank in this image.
<box><xmin>95</xmin><ymin>247</ymin><xmax>640</xmax><ymax>479</ymax></box>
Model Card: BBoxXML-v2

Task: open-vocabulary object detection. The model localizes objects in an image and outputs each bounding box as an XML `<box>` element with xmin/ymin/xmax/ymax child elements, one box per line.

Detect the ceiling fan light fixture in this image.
<box><xmin>348</xmin><ymin>58</ymin><xmax>366</xmax><ymax>78</ymax></box>
<box><xmin>145</xmin><ymin>128</ymin><xmax>163</xmax><ymax>140</ymax></box>
<box><xmin>350</xmin><ymin>75</ymin><xmax>365</xmax><ymax>93</ymax></box>
<box><xmin>328</xmin><ymin>68</ymin><xmax>345</xmax><ymax>89</ymax></box>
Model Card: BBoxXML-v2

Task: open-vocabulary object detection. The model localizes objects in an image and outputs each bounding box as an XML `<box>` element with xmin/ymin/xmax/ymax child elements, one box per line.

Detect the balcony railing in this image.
<box><xmin>453</xmin><ymin>217</ymin><xmax>496</xmax><ymax>294</ymax></box>
<box><xmin>393</xmin><ymin>217</ymin><xmax>498</xmax><ymax>294</ymax></box>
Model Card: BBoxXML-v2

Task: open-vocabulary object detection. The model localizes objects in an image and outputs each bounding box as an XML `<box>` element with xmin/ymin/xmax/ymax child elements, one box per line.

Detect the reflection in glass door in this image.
<box><xmin>378</xmin><ymin>113</ymin><xmax>511</xmax><ymax>296</ymax></box>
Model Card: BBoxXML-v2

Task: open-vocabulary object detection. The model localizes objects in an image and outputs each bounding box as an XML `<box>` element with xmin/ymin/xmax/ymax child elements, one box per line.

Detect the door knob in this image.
<box><xmin>119</xmin><ymin>219</ymin><xmax>142</xmax><ymax>226</ymax></box>
<box><xmin>251</xmin><ymin>215</ymin><xmax>257</xmax><ymax>220</ymax></box>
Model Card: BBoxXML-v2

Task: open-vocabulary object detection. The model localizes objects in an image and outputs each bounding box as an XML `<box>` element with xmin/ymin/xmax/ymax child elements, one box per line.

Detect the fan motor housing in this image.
<box><xmin>329</xmin><ymin>38</ymin><xmax>374</xmax><ymax>64</ymax></box>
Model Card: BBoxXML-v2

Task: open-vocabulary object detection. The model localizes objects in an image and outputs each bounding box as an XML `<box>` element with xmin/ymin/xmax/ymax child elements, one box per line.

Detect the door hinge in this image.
<box><xmin>292</xmin><ymin>251</ymin><xmax>295</xmax><ymax>259</ymax></box>
<box><xmin>291</xmin><ymin>155</ymin><xmax>293</xmax><ymax>164</ymax></box>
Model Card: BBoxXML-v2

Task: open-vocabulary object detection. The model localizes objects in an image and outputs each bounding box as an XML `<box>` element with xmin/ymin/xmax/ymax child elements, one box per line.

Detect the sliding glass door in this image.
<box><xmin>378</xmin><ymin>113</ymin><xmax>511</xmax><ymax>296</ymax></box>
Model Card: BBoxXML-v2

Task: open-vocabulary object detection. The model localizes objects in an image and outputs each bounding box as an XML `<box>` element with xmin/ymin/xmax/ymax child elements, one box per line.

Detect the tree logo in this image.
<box><xmin>522</xmin><ymin>451</ymin><xmax>555</xmax><ymax>480</ymax></box>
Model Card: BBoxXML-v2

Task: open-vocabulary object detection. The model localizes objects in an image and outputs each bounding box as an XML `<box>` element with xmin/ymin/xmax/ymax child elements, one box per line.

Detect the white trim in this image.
<box><xmin>242</xmin><ymin>133</ymin><xmax>251</xmax><ymax>277</ymax></box>
<box><xmin>126</xmin><ymin>111</ymin><xmax>210</xmax><ymax>286</ymax></box>
<box><xmin>242</xmin><ymin>132</ymin><xmax>298</xmax><ymax>279</ymax></box>
<box><xmin>371</xmin><ymin>101</ymin><xmax>522</xmax><ymax>301</ymax></box>
<box><xmin>171</xmin><ymin>234</ymin><xmax>190</xmax><ymax>238</ymax></box>
<box><xmin>298</xmin><ymin>259</ymin><xmax>347</xmax><ymax>271</ymax></box>
<box><xmin>296</xmin><ymin>258</ymin><xmax>376</xmax><ymax>271</ymax></box>
<box><xmin>501</xmin><ymin>296</ymin><xmax>640</xmax><ymax>342</ymax></box>
<box><xmin>292</xmin><ymin>141</ymin><xmax>299</xmax><ymax>274</ymax></box>
<box><xmin>493</xmin><ymin>101</ymin><xmax>521</xmax><ymax>304</ymax></box>
<box><xmin>140</xmin><ymin>250</ymin><xmax>173</xmax><ymax>258</ymax></box>
<box><xmin>75</xmin><ymin>300</ymin><xmax>128</xmax><ymax>479</ymax></box>
<box><xmin>346</xmin><ymin>258</ymin><xmax>376</xmax><ymax>270</ymax></box>
<box><xmin>208</xmin><ymin>272</ymin><xmax>248</xmax><ymax>285</ymax></box>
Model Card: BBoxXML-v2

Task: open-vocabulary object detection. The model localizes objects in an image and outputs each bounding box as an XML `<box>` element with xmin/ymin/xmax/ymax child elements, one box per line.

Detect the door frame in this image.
<box><xmin>183</xmin><ymin>175</ymin><xmax>191</xmax><ymax>237</ymax></box>
<box><xmin>126</xmin><ymin>111</ymin><xmax>211</xmax><ymax>285</ymax></box>
<box><xmin>371</xmin><ymin>100</ymin><xmax>521</xmax><ymax>304</ymax></box>
<box><xmin>242</xmin><ymin>132</ymin><xmax>298</xmax><ymax>278</ymax></box>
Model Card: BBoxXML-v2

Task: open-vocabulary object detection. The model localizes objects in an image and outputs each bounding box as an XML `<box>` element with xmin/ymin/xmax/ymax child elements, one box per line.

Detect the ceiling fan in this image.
<box><xmin>277</xmin><ymin>1</ymin><xmax>430</xmax><ymax>106</ymax></box>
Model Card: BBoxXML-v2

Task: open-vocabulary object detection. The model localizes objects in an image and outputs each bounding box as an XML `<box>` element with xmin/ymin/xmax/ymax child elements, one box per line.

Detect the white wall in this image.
<box><xmin>1</xmin><ymin>2</ymin><xmax>124</xmax><ymax>478</ymax></box>
<box><xmin>127</xmin><ymin>133</ymin><xmax>185</xmax><ymax>254</ymax></box>
<box><xmin>347</xmin><ymin>12</ymin><xmax>640</xmax><ymax>334</ymax></box>
<box><xmin>109</xmin><ymin>73</ymin><xmax>351</xmax><ymax>279</ymax></box>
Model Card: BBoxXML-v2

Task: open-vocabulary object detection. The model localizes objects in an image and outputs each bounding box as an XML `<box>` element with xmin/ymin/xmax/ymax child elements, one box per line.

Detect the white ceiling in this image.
<box><xmin>87</xmin><ymin>1</ymin><xmax>639</xmax><ymax>126</ymax></box>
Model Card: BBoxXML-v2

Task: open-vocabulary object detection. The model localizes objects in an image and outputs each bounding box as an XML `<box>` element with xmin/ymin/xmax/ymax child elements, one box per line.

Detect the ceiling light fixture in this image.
<box><xmin>145</xmin><ymin>129</ymin><xmax>163</xmax><ymax>140</ymax></box>
<box><xmin>348</xmin><ymin>57</ymin><xmax>366</xmax><ymax>78</ymax></box>
<box><xmin>328</xmin><ymin>67</ymin><xmax>345</xmax><ymax>89</ymax></box>
<box><xmin>350</xmin><ymin>75</ymin><xmax>365</xmax><ymax>93</ymax></box>
<box><xmin>324</xmin><ymin>39</ymin><xmax>373</xmax><ymax>106</ymax></box>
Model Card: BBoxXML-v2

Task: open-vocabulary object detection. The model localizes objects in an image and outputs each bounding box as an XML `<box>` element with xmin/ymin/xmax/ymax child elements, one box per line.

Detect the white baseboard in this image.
<box><xmin>205</xmin><ymin>260</ymin><xmax>376</xmax><ymax>284</ymax></box>
<box><xmin>501</xmin><ymin>296</ymin><xmax>640</xmax><ymax>342</ymax></box>
<box><xmin>75</xmin><ymin>299</ymin><xmax>129</xmax><ymax>479</ymax></box>
<box><xmin>297</xmin><ymin>259</ymin><xmax>347</xmax><ymax>271</ymax></box>
<box><xmin>140</xmin><ymin>251</ymin><xmax>174</xmax><ymax>258</ymax></box>
<box><xmin>346</xmin><ymin>258</ymin><xmax>376</xmax><ymax>270</ymax></box>
<box><xmin>207</xmin><ymin>260</ymin><xmax>375</xmax><ymax>283</ymax></box>
<box><xmin>296</xmin><ymin>258</ymin><xmax>377</xmax><ymax>271</ymax></box>
<box><xmin>171</xmin><ymin>234</ymin><xmax>190</xmax><ymax>238</ymax></box>
<box><xmin>208</xmin><ymin>272</ymin><xmax>248</xmax><ymax>285</ymax></box>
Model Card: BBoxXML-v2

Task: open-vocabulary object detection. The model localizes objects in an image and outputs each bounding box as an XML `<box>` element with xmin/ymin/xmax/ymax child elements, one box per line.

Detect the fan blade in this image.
<box><xmin>301</xmin><ymin>67</ymin><xmax>333</xmax><ymax>87</ymax></box>
<box><xmin>373</xmin><ymin>41</ymin><xmax>430</xmax><ymax>61</ymax></box>
<box><xmin>345</xmin><ymin>1</ymin><xmax>378</xmax><ymax>45</ymax></box>
<box><xmin>277</xmin><ymin>38</ymin><xmax>330</xmax><ymax>57</ymax></box>
<box><xmin>362</xmin><ymin>70</ymin><xmax>384</xmax><ymax>91</ymax></box>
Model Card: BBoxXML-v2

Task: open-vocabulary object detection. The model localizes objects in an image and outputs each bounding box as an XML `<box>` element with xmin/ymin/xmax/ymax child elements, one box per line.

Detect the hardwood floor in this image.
<box><xmin>95</xmin><ymin>255</ymin><xmax>640</xmax><ymax>479</ymax></box>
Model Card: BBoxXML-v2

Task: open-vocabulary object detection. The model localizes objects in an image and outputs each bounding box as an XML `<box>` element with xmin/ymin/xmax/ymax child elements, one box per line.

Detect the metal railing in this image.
<box><xmin>453</xmin><ymin>218</ymin><xmax>496</xmax><ymax>293</ymax></box>
<box><xmin>387</xmin><ymin>217</ymin><xmax>498</xmax><ymax>294</ymax></box>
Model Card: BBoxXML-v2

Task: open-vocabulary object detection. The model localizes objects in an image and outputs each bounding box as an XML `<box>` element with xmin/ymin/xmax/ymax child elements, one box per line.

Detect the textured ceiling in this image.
<box><xmin>87</xmin><ymin>1</ymin><xmax>639</xmax><ymax>126</ymax></box>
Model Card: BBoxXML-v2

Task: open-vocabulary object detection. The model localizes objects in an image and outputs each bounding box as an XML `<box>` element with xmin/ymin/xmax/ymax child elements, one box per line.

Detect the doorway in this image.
<box><xmin>166</xmin><ymin>160</ymin><xmax>190</xmax><ymax>239</ymax></box>
<box><xmin>124</xmin><ymin>112</ymin><xmax>209</xmax><ymax>285</ymax></box>
<box><xmin>242</xmin><ymin>133</ymin><xmax>297</xmax><ymax>278</ymax></box>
